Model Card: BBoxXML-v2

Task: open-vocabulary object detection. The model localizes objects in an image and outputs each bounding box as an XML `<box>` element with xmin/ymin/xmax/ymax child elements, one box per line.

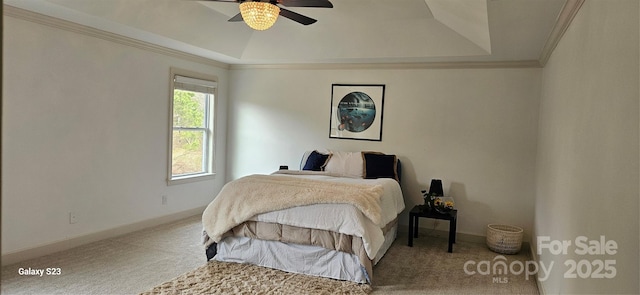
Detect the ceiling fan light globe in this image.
<box><xmin>240</xmin><ymin>2</ymin><xmax>280</xmax><ymax>31</ymax></box>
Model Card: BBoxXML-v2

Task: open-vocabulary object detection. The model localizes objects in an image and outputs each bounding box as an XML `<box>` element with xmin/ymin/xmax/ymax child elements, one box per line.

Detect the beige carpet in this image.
<box><xmin>1</xmin><ymin>216</ymin><xmax>206</xmax><ymax>295</ymax></box>
<box><xmin>141</xmin><ymin>229</ymin><xmax>539</xmax><ymax>295</ymax></box>
<box><xmin>372</xmin><ymin>232</ymin><xmax>539</xmax><ymax>294</ymax></box>
<box><xmin>2</xmin><ymin>215</ymin><xmax>539</xmax><ymax>294</ymax></box>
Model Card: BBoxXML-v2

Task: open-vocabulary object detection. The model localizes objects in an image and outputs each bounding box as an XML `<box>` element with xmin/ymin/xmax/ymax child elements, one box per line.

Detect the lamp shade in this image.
<box><xmin>240</xmin><ymin>2</ymin><xmax>280</xmax><ymax>31</ymax></box>
<box><xmin>428</xmin><ymin>179</ymin><xmax>444</xmax><ymax>196</ymax></box>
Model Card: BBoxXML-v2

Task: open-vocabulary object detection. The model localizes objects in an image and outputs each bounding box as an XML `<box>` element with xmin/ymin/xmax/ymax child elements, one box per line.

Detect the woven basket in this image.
<box><xmin>486</xmin><ymin>224</ymin><xmax>523</xmax><ymax>254</ymax></box>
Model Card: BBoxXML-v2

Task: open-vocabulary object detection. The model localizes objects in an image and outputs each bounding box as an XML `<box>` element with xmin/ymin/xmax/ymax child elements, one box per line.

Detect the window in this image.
<box><xmin>168</xmin><ymin>69</ymin><xmax>216</xmax><ymax>184</ymax></box>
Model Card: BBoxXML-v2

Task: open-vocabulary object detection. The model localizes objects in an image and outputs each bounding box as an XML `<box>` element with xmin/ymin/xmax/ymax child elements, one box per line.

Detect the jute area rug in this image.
<box><xmin>140</xmin><ymin>260</ymin><xmax>371</xmax><ymax>295</ymax></box>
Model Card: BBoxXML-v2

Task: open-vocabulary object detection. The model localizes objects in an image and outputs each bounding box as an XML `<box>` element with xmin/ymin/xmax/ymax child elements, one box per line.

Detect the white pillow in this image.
<box><xmin>324</xmin><ymin>151</ymin><xmax>364</xmax><ymax>178</ymax></box>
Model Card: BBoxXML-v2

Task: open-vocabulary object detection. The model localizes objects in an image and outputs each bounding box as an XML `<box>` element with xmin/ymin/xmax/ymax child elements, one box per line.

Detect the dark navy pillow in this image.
<box><xmin>302</xmin><ymin>150</ymin><xmax>331</xmax><ymax>171</ymax></box>
<box><xmin>362</xmin><ymin>152</ymin><xmax>399</xmax><ymax>182</ymax></box>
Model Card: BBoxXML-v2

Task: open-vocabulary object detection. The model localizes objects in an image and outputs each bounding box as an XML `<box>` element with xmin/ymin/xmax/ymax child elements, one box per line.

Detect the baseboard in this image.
<box><xmin>398</xmin><ymin>226</ymin><xmax>532</xmax><ymax>253</ymax></box>
<box><xmin>1</xmin><ymin>206</ymin><xmax>206</xmax><ymax>266</ymax></box>
<box><xmin>398</xmin><ymin>225</ymin><xmax>486</xmax><ymax>244</ymax></box>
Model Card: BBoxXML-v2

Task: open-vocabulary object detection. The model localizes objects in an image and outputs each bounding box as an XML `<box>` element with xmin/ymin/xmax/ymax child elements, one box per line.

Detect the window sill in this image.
<box><xmin>168</xmin><ymin>173</ymin><xmax>216</xmax><ymax>186</ymax></box>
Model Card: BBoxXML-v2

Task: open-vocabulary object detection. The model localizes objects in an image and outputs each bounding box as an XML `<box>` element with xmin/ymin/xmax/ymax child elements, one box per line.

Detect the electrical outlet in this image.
<box><xmin>162</xmin><ymin>195</ymin><xmax>168</xmax><ymax>205</ymax></box>
<box><xmin>69</xmin><ymin>212</ymin><xmax>77</xmax><ymax>224</ymax></box>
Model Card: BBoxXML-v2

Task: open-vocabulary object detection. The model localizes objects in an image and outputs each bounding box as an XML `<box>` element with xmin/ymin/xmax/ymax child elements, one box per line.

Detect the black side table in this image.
<box><xmin>408</xmin><ymin>205</ymin><xmax>458</xmax><ymax>253</ymax></box>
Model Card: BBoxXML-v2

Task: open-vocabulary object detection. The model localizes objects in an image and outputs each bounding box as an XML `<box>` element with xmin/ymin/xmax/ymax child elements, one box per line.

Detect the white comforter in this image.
<box><xmin>249</xmin><ymin>171</ymin><xmax>405</xmax><ymax>259</ymax></box>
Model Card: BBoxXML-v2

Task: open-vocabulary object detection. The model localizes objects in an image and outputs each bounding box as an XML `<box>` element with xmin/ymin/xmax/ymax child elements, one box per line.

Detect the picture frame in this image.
<box><xmin>329</xmin><ymin>84</ymin><xmax>385</xmax><ymax>141</ymax></box>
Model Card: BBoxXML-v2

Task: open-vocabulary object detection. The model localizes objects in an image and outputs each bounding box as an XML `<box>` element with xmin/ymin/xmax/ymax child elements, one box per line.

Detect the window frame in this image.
<box><xmin>167</xmin><ymin>68</ymin><xmax>217</xmax><ymax>185</ymax></box>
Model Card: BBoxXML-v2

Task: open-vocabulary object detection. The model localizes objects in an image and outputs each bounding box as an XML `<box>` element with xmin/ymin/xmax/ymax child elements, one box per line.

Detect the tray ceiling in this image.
<box><xmin>4</xmin><ymin>0</ymin><xmax>570</xmax><ymax>65</ymax></box>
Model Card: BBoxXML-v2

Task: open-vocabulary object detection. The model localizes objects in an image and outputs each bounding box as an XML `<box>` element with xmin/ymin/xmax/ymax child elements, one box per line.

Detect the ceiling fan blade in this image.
<box><xmin>279</xmin><ymin>0</ymin><xmax>333</xmax><ymax>8</ymax></box>
<box><xmin>279</xmin><ymin>7</ymin><xmax>317</xmax><ymax>25</ymax></box>
<box><xmin>228</xmin><ymin>12</ymin><xmax>244</xmax><ymax>22</ymax></box>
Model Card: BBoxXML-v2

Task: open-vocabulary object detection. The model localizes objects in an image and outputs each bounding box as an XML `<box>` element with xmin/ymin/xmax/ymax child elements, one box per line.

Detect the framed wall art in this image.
<box><xmin>329</xmin><ymin>84</ymin><xmax>385</xmax><ymax>141</ymax></box>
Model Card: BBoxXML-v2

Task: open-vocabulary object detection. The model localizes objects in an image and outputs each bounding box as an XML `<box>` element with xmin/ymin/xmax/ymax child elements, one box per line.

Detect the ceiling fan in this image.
<box><xmin>199</xmin><ymin>0</ymin><xmax>333</xmax><ymax>30</ymax></box>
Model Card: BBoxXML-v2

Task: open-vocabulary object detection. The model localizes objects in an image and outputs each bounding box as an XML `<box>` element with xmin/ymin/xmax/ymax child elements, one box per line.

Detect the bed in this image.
<box><xmin>201</xmin><ymin>150</ymin><xmax>405</xmax><ymax>284</ymax></box>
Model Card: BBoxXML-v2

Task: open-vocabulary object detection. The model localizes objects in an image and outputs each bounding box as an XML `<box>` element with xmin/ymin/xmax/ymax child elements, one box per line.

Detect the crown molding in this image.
<box><xmin>3</xmin><ymin>5</ymin><xmax>230</xmax><ymax>70</ymax></box>
<box><xmin>229</xmin><ymin>60</ymin><xmax>543</xmax><ymax>71</ymax></box>
<box><xmin>538</xmin><ymin>0</ymin><xmax>585</xmax><ymax>66</ymax></box>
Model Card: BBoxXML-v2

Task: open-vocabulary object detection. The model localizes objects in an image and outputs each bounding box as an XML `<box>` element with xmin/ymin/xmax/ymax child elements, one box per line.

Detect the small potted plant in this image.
<box><xmin>421</xmin><ymin>189</ymin><xmax>439</xmax><ymax>211</ymax></box>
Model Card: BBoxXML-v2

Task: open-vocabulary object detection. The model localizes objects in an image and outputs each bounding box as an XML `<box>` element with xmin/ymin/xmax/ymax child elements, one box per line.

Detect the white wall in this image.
<box><xmin>227</xmin><ymin>66</ymin><xmax>541</xmax><ymax>240</ymax></box>
<box><xmin>2</xmin><ymin>16</ymin><xmax>228</xmax><ymax>256</ymax></box>
<box><xmin>535</xmin><ymin>0</ymin><xmax>639</xmax><ymax>294</ymax></box>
